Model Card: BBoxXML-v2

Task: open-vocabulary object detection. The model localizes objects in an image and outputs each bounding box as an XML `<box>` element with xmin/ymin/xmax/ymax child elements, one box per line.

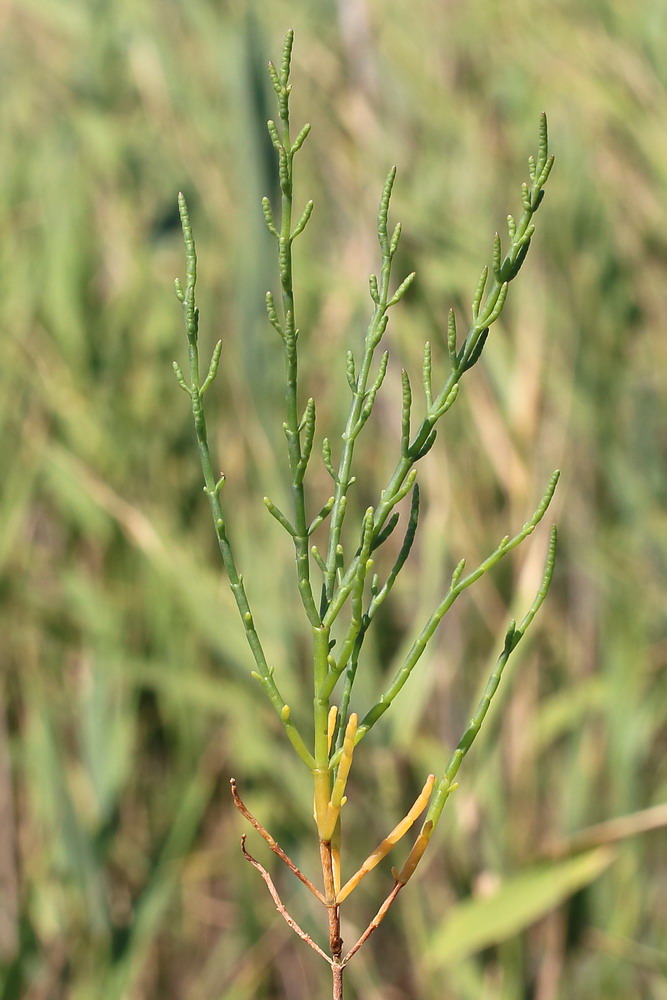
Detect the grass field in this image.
<box><xmin>1</xmin><ymin>0</ymin><xmax>666</xmax><ymax>998</ymax></box>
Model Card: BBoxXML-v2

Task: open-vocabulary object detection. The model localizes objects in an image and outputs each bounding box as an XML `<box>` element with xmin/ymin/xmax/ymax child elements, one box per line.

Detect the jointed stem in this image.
<box><xmin>176</xmin><ymin>34</ymin><xmax>556</xmax><ymax>1000</ymax></box>
<box><xmin>336</xmin><ymin>773</ymin><xmax>435</xmax><ymax>904</ymax></box>
<box><xmin>329</xmin><ymin>477</ymin><xmax>559</xmax><ymax>767</ymax></box>
<box><xmin>268</xmin><ymin>31</ymin><xmax>320</xmax><ymax>629</ymax></box>
<box><xmin>426</xmin><ymin>524</ymin><xmax>558</xmax><ymax>829</ymax></box>
<box><xmin>323</xmin><ymin>121</ymin><xmax>554</xmax><ymax>634</ymax></box>
<box><xmin>175</xmin><ymin>193</ymin><xmax>314</xmax><ymax>769</ymax></box>
<box><xmin>313</xmin><ymin>623</ymin><xmax>334</xmax><ymax>834</ymax></box>
<box><xmin>322</xmin><ymin>168</ymin><xmax>399</xmax><ymax>616</ymax></box>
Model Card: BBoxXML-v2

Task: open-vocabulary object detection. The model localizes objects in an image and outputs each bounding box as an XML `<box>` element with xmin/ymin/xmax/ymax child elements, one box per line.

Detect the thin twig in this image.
<box><xmin>231</xmin><ymin>779</ymin><xmax>326</xmax><ymax>903</ymax></box>
<box><xmin>240</xmin><ymin>836</ymin><xmax>332</xmax><ymax>966</ymax></box>
<box><xmin>342</xmin><ymin>881</ymin><xmax>403</xmax><ymax>966</ymax></box>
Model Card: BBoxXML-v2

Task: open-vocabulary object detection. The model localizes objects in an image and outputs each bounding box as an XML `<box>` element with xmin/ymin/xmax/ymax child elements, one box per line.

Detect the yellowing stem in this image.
<box><xmin>318</xmin><ymin>714</ymin><xmax>358</xmax><ymax>842</ymax></box>
<box><xmin>327</xmin><ymin>705</ymin><xmax>338</xmax><ymax>752</ymax></box>
<box><xmin>393</xmin><ymin>819</ymin><xmax>434</xmax><ymax>885</ymax></box>
<box><xmin>337</xmin><ymin>773</ymin><xmax>435</xmax><ymax>903</ymax></box>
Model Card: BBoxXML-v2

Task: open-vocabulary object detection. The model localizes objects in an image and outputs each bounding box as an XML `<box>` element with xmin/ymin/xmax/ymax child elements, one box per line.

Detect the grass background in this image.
<box><xmin>1</xmin><ymin>0</ymin><xmax>666</xmax><ymax>997</ymax></box>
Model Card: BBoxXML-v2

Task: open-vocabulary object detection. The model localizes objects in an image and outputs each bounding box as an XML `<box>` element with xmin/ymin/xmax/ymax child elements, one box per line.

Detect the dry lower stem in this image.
<box><xmin>240</xmin><ymin>836</ymin><xmax>332</xmax><ymax>966</ymax></box>
<box><xmin>233</xmin><ymin>783</ymin><xmax>423</xmax><ymax>996</ymax></box>
<box><xmin>320</xmin><ymin>840</ymin><xmax>344</xmax><ymax>999</ymax></box>
<box><xmin>342</xmin><ymin>880</ymin><xmax>403</xmax><ymax>966</ymax></box>
<box><xmin>231</xmin><ymin>778</ymin><xmax>326</xmax><ymax>903</ymax></box>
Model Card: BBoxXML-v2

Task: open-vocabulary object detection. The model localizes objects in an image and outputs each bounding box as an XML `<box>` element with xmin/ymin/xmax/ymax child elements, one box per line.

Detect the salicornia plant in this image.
<box><xmin>173</xmin><ymin>30</ymin><xmax>557</xmax><ymax>1000</ymax></box>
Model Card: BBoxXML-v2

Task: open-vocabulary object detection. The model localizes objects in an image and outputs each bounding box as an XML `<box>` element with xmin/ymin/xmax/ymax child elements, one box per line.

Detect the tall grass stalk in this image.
<box><xmin>174</xmin><ymin>29</ymin><xmax>556</xmax><ymax>998</ymax></box>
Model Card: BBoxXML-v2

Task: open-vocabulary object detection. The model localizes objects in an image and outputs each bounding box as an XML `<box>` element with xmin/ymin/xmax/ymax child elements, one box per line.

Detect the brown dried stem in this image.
<box><xmin>240</xmin><ymin>836</ymin><xmax>332</xmax><ymax>966</ymax></box>
<box><xmin>231</xmin><ymin>778</ymin><xmax>326</xmax><ymax>904</ymax></box>
<box><xmin>342</xmin><ymin>880</ymin><xmax>404</xmax><ymax>966</ymax></box>
<box><xmin>320</xmin><ymin>839</ymin><xmax>344</xmax><ymax>999</ymax></box>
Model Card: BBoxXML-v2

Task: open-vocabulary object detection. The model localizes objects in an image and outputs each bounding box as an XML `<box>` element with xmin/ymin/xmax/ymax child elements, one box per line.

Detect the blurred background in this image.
<box><xmin>1</xmin><ymin>0</ymin><xmax>666</xmax><ymax>997</ymax></box>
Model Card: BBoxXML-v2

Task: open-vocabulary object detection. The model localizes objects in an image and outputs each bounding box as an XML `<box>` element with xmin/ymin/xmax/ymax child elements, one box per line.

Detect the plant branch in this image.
<box><xmin>266</xmin><ymin>29</ymin><xmax>320</xmax><ymax>628</ymax></box>
<box><xmin>330</xmin><ymin>477</ymin><xmax>558</xmax><ymax>767</ymax></box>
<box><xmin>231</xmin><ymin>779</ymin><xmax>326</xmax><ymax>903</ymax></box>
<box><xmin>426</xmin><ymin>524</ymin><xmax>558</xmax><ymax>832</ymax></box>
<box><xmin>321</xmin><ymin>166</ymin><xmax>410</xmax><ymax>616</ymax></box>
<box><xmin>241</xmin><ymin>836</ymin><xmax>332</xmax><ymax>965</ymax></box>
<box><xmin>175</xmin><ymin>192</ymin><xmax>314</xmax><ymax>770</ymax></box>
<box><xmin>325</xmin><ymin>115</ymin><xmax>554</xmax><ymax>616</ymax></box>
<box><xmin>336</xmin><ymin>773</ymin><xmax>435</xmax><ymax>903</ymax></box>
<box><xmin>341</xmin><ymin>881</ymin><xmax>403</xmax><ymax>966</ymax></box>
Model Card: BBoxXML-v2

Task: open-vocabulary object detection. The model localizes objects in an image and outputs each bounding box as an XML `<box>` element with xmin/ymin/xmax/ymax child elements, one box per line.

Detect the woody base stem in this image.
<box><xmin>332</xmin><ymin>962</ymin><xmax>343</xmax><ymax>1000</ymax></box>
<box><xmin>320</xmin><ymin>840</ymin><xmax>344</xmax><ymax>999</ymax></box>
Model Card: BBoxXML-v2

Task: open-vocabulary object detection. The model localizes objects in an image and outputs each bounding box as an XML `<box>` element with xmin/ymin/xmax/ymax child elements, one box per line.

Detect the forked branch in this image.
<box><xmin>240</xmin><ymin>836</ymin><xmax>332</xmax><ymax>965</ymax></box>
<box><xmin>174</xmin><ymin>29</ymin><xmax>557</xmax><ymax>1000</ymax></box>
<box><xmin>231</xmin><ymin>779</ymin><xmax>326</xmax><ymax>903</ymax></box>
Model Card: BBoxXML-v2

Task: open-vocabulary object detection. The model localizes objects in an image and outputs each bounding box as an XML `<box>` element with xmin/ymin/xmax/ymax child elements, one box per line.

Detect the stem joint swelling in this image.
<box><xmin>174</xmin><ymin>29</ymin><xmax>556</xmax><ymax>999</ymax></box>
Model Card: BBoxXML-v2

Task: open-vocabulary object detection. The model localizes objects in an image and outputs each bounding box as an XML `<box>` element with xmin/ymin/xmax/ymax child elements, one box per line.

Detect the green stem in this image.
<box><xmin>325</xmin><ymin>145</ymin><xmax>552</xmax><ymax>614</ymax></box>
<box><xmin>265</xmin><ymin>32</ymin><xmax>320</xmax><ymax>628</ymax></box>
<box><xmin>176</xmin><ymin>193</ymin><xmax>314</xmax><ymax>770</ymax></box>
<box><xmin>425</xmin><ymin>524</ymin><xmax>558</xmax><ymax>831</ymax></box>
<box><xmin>274</xmin><ymin>94</ymin><xmax>321</xmax><ymax>630</ymax></box>
<box><xmin>322</xmin><ymin>169</ymin><xmax>398</xmax><ymax>615</ymax></box>
<box><xmin>332</xmin><ymin>629</ymin><xmax>365</xmax><ymax>761</ymax></box>
<box><xmin>329</xmin><ymin>472</ymin><xmax>559</xmax><ymax>767</ymax></box>
<box><xmin>313</xmin><ymin>623</ymin><xmax>333</xmax><ymax>830</ymax></box>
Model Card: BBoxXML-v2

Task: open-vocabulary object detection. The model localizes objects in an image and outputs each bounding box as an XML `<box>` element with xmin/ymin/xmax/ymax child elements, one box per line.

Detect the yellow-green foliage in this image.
<box><xmin>1</xmin><ymin>1</ymin><xmax>666</xmax><ymax>998</ymax></box>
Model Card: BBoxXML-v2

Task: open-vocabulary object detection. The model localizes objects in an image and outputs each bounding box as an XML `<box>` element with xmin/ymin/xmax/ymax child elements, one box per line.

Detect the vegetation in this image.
<box><xmin>173</xmin><ymin>29</ymin><xmax>559</xmax><ymax>997</ymax></box>
<box><xmin>1</xmin><ymin>2</ymin><xmax>666</xmax><ymax>999</ymax></box>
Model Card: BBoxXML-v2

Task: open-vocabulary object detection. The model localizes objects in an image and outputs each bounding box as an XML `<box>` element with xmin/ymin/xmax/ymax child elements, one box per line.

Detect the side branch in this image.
<box><xmin>341</xmin><ymin>804</ymin><xmax>437</xmax><ymax>965</ymax></box>
<box><xmin>176</xmin><ymin>195</ymin><xmax>314</xmax><ymax>769</ymax></box>
<box><xmin>425</xmin><ymin>523</ymin><xmax>558</xmax><ymax>831</ymax></box>
<box><xmin>342</xmin><ymin>881</ymin><xmax>403</xmax><ymax>967</ymax></box>
<box><xmin>336</xmin><ymin>773</ymin><xmax>435</xmax><ymax>903</ymax></box>
<box><xmin>241</xmin><ymin>836</ymin><xmax>332</xmax><ymax>966</ymax></box>
<box><xmin>329</xmin><ymin>475</ymin><xmax>559</xmax><ymax>767</ymax></box>
<box><xmin>323</xmin><ymin>115</ymin><xmax>555</xmax><ymax>620</ymax></box>
<box><xmin>231</xmin><ymin>779</ymin><xmax>326</xmax><ymax>903</ymax></box>
<box><xmin>265</xmin><ymin>41</ymin><xmax>321</xmax><ymax>628</ymax></box>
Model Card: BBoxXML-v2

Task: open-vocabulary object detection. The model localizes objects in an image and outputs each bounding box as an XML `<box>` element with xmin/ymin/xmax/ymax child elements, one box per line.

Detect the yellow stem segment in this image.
<box><xmin>331</xmin><ymin>818</ymin><xmax>342</xmax><ymax>896</ymax></box>
<box><xmin>392</xmin><ymin>819</ymin><xmax>434</xmax><ymax>885</ymax></box>
<box><xmin>337</xmin><ymin>773</ymin><xmax>435</xmax><ymax>904</ymax></box>
<box><xmin>327</xmin><ymin>706</ymin><xmax>338</xmax><ymax>752</ymax></box>
<box><xmin>318</xmin><ymin>714</ymin><xmax>358</xmax><ymax>842</ymax></box>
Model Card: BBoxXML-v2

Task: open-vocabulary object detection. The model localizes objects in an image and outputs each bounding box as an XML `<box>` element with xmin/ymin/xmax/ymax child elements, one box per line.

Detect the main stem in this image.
<box><xmin>320</xmin><ymin>840</ymin><xmax>344</xmax><ymax>999</ymax></box>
